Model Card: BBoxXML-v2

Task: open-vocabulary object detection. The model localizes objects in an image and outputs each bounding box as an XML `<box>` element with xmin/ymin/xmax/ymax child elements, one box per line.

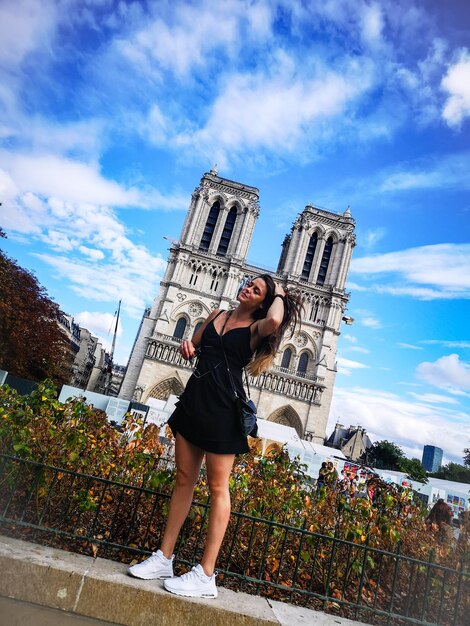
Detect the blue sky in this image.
<box><xmin>1</xmin><ymin>0</ymin><xmax>469</xmax><ymax>465</ymax></box>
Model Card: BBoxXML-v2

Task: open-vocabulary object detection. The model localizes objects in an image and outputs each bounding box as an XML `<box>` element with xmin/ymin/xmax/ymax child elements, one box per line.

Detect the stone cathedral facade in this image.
<box><xmin>119</xmin><ymin>169</ymin><xmax>355</xmax><ymax>444</ymax></box>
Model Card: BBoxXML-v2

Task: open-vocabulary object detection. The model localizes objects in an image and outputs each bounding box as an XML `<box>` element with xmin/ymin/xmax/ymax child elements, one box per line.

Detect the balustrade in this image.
<box><xmin>145</xmin><ymin>337</ymin><xmax>324</xmax><ymax>404</ymax></box>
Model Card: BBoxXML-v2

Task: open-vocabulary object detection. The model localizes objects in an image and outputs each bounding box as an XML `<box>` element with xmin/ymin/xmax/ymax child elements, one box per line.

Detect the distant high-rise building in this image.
<box><xmin>422</xmin><ymin>445</ymin><xmax>443</xmax><ymax>472</ymax></box>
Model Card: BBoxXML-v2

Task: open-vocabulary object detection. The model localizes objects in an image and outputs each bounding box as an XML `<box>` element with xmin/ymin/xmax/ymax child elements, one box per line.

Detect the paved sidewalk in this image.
<box><xmin>0</xmin><ymin>535</ymin><xmax>370</xmax><ymax>626</ymax></box>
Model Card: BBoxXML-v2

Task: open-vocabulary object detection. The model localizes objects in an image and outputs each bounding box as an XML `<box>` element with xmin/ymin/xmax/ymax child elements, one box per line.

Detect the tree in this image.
<box><xmin>430</xmin><ymin>462</ymin><xmax>470</xmax><ymax>484</ymax></box>
<box><xmin>464</xmin><ymin>448</ymin><xmax>470</xmax><ymax>468</ymax></box>
<box><xmin>365</xmin><ymin>440</ymin><xmax>405</xmax><ymax>470</ymax></box>
<box><xmin>0</xmin><ymin>249</ymin><xmax>71</xmax><ymax>384</ymax></box>
<box><xmin>399</xmin><ymin>457</ymin><xmax>428</xmax><ymax>483</ymax></box>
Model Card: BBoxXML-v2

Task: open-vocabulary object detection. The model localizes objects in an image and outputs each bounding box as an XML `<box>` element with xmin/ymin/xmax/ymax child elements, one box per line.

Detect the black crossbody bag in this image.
<box><xmin>219</xmin><ymin>313</ymin><xmax>258</xmax><ymax>438</ymax></box>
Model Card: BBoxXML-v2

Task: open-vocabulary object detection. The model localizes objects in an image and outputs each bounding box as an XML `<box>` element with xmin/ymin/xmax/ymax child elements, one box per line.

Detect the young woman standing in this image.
<box><xmin>129</xmin><ymin>274</ymin><xmax>303</xmax><ymax>598</ymax></box>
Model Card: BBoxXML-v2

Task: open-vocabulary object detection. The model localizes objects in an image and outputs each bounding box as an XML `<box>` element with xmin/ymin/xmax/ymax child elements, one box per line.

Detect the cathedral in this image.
<box><xmin>119</xmin><ymin>168</ymin><xmax>355</xmax><ymax>444</ymax></box>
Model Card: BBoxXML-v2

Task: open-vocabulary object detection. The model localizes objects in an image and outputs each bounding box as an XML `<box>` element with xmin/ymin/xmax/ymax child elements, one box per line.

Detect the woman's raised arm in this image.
<box><xmin>179</xmin><ymin>308</ymin><xmax>220</xmax><ymax>360</ymax></box>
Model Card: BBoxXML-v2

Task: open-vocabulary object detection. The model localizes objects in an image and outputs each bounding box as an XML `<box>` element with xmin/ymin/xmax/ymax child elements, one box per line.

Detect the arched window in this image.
<box><xmin>297</xmin><ymin>352</ymin><xmax>309</xmax><ymax>376</ymax></box>
<box><xmin>301</xmin><ymin>233</ymin><xmax>318</xmax><ymax>279</ymax></box>
<box><xmin>210</xmin><ymin>271</ymin><xmax>219</xmax><ymax>291</ymax></box>
<box><xmin>173</xmin><ymin>317</ymin><xmax>187</xmax><ymax>339</ymax></box>
<box><xmin>310</xmin><ymin>300</ymin><xmax>320</xmax><ymax>322</ymax></box>
<box><xmin>317</xmin><ymin>236</ymin><xmax>333</xmax><ymax>285</ymax></box>
<box><xmin>281</xmin><ymin>347</ymin><xmax>292</xmax><ymax>369</ymax></box>
<box><xmin>193</xmin><ymin>321</ymin><xmax>203</xmax><ymax>337</ymax></box>
<box><xmin>199</xmin><ymin>201</ymin><xmax>220</xmax><ymax>251</ymax></box>
<box><xmin>217</xmin><ymin>207</ymin><xmax>237</xmax><ymax>256</ymax></box>
<box><xmin>189</xmin><ymin>268</ymin><xmax>200</xmax><ymax>285</ymax></box>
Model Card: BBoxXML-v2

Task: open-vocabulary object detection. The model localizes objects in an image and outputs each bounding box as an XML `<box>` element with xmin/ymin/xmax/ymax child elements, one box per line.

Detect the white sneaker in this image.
<box><xmin>128</xmin><ymin>550</ymin><xmax>174</xmax><ymax>579</ymax></box>
<box><xmin>163</xmin><ymin>564</ymin><xmax>217</xmax><ymax>598</ymax></box>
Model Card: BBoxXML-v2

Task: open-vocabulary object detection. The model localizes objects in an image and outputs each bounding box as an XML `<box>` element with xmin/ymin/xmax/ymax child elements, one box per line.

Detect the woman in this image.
<box><xmin>129</xmin><ymin>274</ymin><xmax>303</xmax><ymax>598</ymax></box>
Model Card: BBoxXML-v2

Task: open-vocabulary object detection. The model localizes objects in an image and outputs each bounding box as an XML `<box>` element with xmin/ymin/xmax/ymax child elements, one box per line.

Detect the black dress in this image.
<box><xmin>167</xmin><ymin>312</ymin><xmax>253</xmax><ymax>454</ymax></box>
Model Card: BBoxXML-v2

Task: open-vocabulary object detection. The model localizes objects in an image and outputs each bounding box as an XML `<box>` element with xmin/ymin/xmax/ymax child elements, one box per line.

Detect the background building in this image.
<box><xmin>324</xmin><ymin>422</ymin><xmax>372</xmax><ymax>462</ymax></box>
<box><xmin>422</xmin><ymin>445</ymin><xmax>443</xmax><ymax>473</ymax></box>
<box><xmin>119</xmin><ymin>169</ymin><xmax>356</xmax><ymax>444</ymax></box>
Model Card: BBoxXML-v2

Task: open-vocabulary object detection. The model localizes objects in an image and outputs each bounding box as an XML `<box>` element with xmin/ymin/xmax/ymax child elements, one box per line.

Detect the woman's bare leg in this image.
<box><xmin>160</xmin><ymin>434</ymin><xmax>204</xmax><ymax>558</ymax></box>
<box><xmin>200</xmin><ymin>452</ymin><xmax>235</xmax><ymax>576</ymax></box>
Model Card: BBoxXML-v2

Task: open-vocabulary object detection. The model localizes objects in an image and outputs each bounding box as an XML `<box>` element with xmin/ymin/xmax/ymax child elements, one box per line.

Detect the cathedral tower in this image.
<box><xmin>119</xmin><ymin>171</ymin><xmax>355</xmax><ymax>444</ymax></box>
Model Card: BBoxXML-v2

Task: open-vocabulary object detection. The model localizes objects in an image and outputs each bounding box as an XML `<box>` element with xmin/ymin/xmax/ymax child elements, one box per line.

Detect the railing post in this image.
<box><xmin>452</xmin><ymin>553</ymin><xmax>467</xmax><ymax>626</ymax></box>
<box><xmin>386</xmin><ymin>542</ymin><xmax>401</xmax><ymax>626</ymax></box>
<box><xmin>420</xmin><ymin>548</ymin><xmax>434</xmax><ymax>622</ymax></box>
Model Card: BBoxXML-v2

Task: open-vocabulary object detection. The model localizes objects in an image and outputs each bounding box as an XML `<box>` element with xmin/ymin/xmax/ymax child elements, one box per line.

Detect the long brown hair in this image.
<box><xmin>248</xmin><ymin>274</ymin><xmax>304</xmax><ymax>376</ymax></box>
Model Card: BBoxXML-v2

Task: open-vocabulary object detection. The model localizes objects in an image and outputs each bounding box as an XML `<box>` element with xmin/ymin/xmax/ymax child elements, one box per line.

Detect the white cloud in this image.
<box><xmin>47</xmin><ymin>230</ymin><xmax>75</xmax><ymax>252</ymax></box>
<box><xmin>379</xmin><ymin>152</ymin><xmax>470</xmax><ymax>192</ymax></box>
<box><xmin>337</xmin><ymin>356</ymin><xmax>369</xmax><ymax>376</ymax></box>
<box><xmin>2</xmin><ymin>163</ymin><xmax>169</xmax><ymax>318</ymax></box>
<box><xmin>35</xmin><ymin>251</ymin><xmax>166</xmax><ymax>319</ymax></box>
<box><xmin>422</xmin><ymin>340</ymin><xmax>470</xmax><ymax>349</ymax></box>
<box><xmin>173</xmin><ymin>58</ymin><xmax>374</xmax><ymax>164</ymax></box>
<box><xmin>79</xmin><ymin>246</ymin><xmax>105</xmax><ymax>261</ymax></box>
<box><xmin>353</xmin><ymin>309</ymin><xmax>382</xmax><ymax>329</ymax></box>
<box><xmin>363</xmin><ymin>227</ymin><xmax>386</xmax><ymax>248</ymax></box>
<box><xmin>441</xmin><ymin>49</ymin><xmax>470</xmax><ymax>127</ymax></box>
<box><xmin>330</xmin><ymin>385</ymin><xmax>469</xmax><ymax>463</ymax></box>
<box><xmin>351</xmin><ymin>243</ymin><xmax>470</xmax><ymax>299</ymax></box>
<box><xmin>348</xmin><ymin>346</ymin><xmax>370</xmax><ymax>354</ymax></box>
<box><xmin>0</xmin><ymin>170</ymin><xmax>43</xmax><ymax>234</ymax></box>
<box><xmin>75</xmin><ymin>311</ymin><xmax>123</xmax><ymax>338</ymax></box>
<box><xmin>416</xmin><ymin>354</ymin><xmax>470</xmax><ymax>395</ymax></box>
<box><xmin>0</xmin><ymin>0</ymin><xmax>58</xmax><ymax>67</ymax></box>
<box><xmin>361</xmin><ymin>316</ymin><xmax>382</xmax><ymax>329</ymax></box>
<box><xmin>376</xmin><ymin>285</ymin><xmax>465</xmax><ymax>300</ymax></box>
<box><xmin>113</xmin><ymin>0</ymin><xmax>276</xmax><ymax>87</ymax></box>
<box><xmin>407</xmin><ymin>392</ymin><xmax>459</xmax><ymax>405</ymax></box>
<box><xmin>398</xmin><ymin>343</ymin><xmax>423</xmax><ymax>350</ymax></box>
<box><xmin>0</xmin><ymin>152</ymin><xmax>188</xmax><ymax>215</ymax></box>
<box><xmin>2</xmin><ymin>153</ymin><xmax>137</xmax><ymax>207</ymax></box>
<box><xmin>74</xmin><ymin>310</ymin><xmax>124</xmax><ymax>356</ymax></box>
<box><xmin>360</xmin><ymin>2</ymin><xmax>384</xmax><ymax>47</ymax></box>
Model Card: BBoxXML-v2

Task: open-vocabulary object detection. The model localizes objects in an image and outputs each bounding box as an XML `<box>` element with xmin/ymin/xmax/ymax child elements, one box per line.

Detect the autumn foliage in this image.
<box><xmin>0</xmin><ymin>249</ymin><xmax>70</xmax><ymax>384</ymax></box>
<box><xmin>0</xmin><ymin>382</ymin><xmax>468</xmax><ymax>624</ymax></box>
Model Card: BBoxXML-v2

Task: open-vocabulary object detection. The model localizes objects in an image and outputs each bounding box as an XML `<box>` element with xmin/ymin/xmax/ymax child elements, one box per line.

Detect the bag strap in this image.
<box><xmin>219</xmin><ymin>311</ymin><xmax>239</xmax><ymax>399</ymax></box>
<box><xmin>219</xmin><ymin>311</ymin><xmax>252</xmax><ymax>400</ymax></box>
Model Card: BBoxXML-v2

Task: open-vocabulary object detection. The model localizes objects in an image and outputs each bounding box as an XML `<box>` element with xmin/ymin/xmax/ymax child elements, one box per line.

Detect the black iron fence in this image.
<box><xmin>0</xmin><ymin>454</ymin><xmax>468</xmax><ymax>626</ymax></box>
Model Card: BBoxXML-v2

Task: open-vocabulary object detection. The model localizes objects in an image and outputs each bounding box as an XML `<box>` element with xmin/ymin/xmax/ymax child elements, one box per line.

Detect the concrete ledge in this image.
<box><xmin>0</xmin><ymin>535</ymin><xmax>368</xmax><ymax>626</ymax></box>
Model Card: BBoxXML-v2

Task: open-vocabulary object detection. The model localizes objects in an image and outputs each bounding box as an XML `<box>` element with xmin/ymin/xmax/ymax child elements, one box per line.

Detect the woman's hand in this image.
<box><xmin>274</xmin><ymin>283</ymin><xmax>286</xmax><ymax>297</ymax></box>
<box><xmin>180</xmin><ymin>339</ymin><xmax>196</xmax><ymax>360</ymax></box>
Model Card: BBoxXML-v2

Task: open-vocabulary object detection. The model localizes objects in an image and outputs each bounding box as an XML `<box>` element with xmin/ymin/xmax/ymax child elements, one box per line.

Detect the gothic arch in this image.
<box><xmin>199</xmin><ymin>200</ymin><xmax>221</xmax><ymax>251</ymax></box>
<box><xmin>206</xmin><ymin>192</ymin><xmax>227</xmax><ymax>209</ymax></box>
<box><xmin>323</xmin><ymin>229</ymin><xmax>340</xmax><ymax>244</ymax></box>
<box><xmin>279</xmin><ymin>343</ymin><xmax>296</xmax><ymax>368</ymax></box>
<box><xmin>310</xmin><ymin>224</ymin><xmax>326</xmax><ymax>238</ymax></box>
<box><xmin>297</xmin><ymin>350</ymin><xmax>312</xmax><ymax>376</ymax></box>
<box><xmin>145</xmin><ymin>376</ymin><xmax>184</xmax><ymax>402</ymax></box>
<box><xmin>192</xmin><ymin>319</ymin><xmax>204</xmax><ymax>336</ymax></box>
<box><xmin>188</xmin><ymin>259</ymin><xmax>206</xmax><ymax>273</ymax></box>
<box><xmin>226</xmin><ymin>199</ymin><xmax>244</xmax><ymax>214</ymax></box>
<box><xmin>172</xmin><ymin>300</ymin><xmax>211</xmax><ymax>320</ymax></box>
<box><xmin>173</xmin><ymin>315</ymin><xmax>188</xmax><ymax>339</ymax></box>
<box><xmin>267</xmin><ymin>405</ymin><xmax>303</xmax><ymax>438</ymax></box>
<box><xmin>301</xmin><ymin>231</ymin><xmax>318</xmax><ymax>280</ymax></box>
